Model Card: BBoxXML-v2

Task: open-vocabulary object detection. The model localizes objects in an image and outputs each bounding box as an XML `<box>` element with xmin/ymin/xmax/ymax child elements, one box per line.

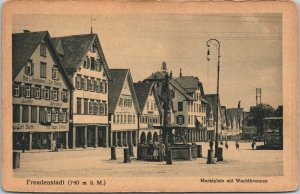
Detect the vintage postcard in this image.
<box><xmin>2</xmin><ymin>0</ymin><xmax>298</xmax><ymax>192</ymax></box>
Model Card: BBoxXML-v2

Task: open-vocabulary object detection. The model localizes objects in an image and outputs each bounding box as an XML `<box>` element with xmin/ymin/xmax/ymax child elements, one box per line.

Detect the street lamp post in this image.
<box><xmin>206</xmin><ymin>39</ymin><xmax>221</xmax><ymax>158</ymax></box>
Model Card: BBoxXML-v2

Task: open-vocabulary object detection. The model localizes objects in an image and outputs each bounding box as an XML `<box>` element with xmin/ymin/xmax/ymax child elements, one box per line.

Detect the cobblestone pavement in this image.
<box><xmin>13</xmin><ymin>141</ymin><xmax>282</xmax><ymax>177</ymax></box>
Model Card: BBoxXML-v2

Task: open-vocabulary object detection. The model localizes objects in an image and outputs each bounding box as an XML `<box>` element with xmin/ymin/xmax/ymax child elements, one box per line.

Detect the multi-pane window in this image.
<box><xmin>13</xmin><ymin>105</ymin><xmax>20</xmax><ymax>123</ymax></box>
<box><xmin>133</xmin><ymin>115</ymin><xmax>135</xmax><ymax>124</ymax></box>
<box><xmin>13</xmin><ymin>84</ymin><xmax>20</xmax><ymax>97</ymax></box>
<box><xmin>62</xmin><ymin>111</ymin><xmax>67</xmax><ymax>123</ymax></box>
<box><xmin>53</xmin><ymin>111</ymin><xmax>59</xmax><ymax>123</ymax></box>
<box><xmin>84</xmin><ymin>77</ymin><xmax>88</xmax><ymax>91</ymax></box>
<box><xmin>53</xmin><ymin>89</ymin><xmax>58</xmax><ymax>101</ymax></box>
<box><xmin>89</xmin><ymin>101</ymin><xmax>94</xmax><ymax>114</ymax></box>
<box><xmin>83</xmin><ymin>58</ymin><xmax>88</xmax><ymax>68</ymax></box>
<box><xmin>62</xmin><ymin>90</ymin><xmax>68</xmax><ymax>102</ymax></box>
<box><xmin>44</xmin><ymin>88</ymin><xmax>50</xmax><ymax>99</ymax></box>
<box><xmin>128</xmin><ymin>115</ymin><xmax>132</xmax><ymax>124</ymax></box>
<box><xmin>90</xmin><ymin>57</ymin><xmax>95</xmax><ymax>70</ymax></box>
<box><xmin>25</xmin><ymin>61</ymin><xmax>33</xmax><ymax>76</ymax></box>
<box><xmin>40</xmin><ymin>42</ymin><xmax>46</xmax><ymax>56</ymax></box>
<box><xmin>151</xmin><ymin>102</ymin><xmax>153</xmax><ymax>111</ymax></box>
<box><xmin>118</xmin><ymin>98</ymin><xmax>124</xmax><ymax>107</ymax></box>
<box><xmin>52</xmin><ymin>67</ymin><xmax>59</xmax><ymax>80</ymax></box>
<box><xmin>99</xmin><ymin>102</ymin><xmax>105</xmax><ymax>115</ymax></box>
<box><xmin>47</xmin><ymin>110</ymin><xmax>52</xmax><ymax>123</ymax></box>
<box><xmin>178</xmin><ymin>102</ymin><xmax>183</xmax><ymax>111</ymax></box>
<box><xmin>124</xmin><ymin>114</ymin><xmax>127</xmax><ymax>123</ymax></box>
<box><xmin>84</xmin><ymin>99</ymin><xmax>88</xmax><ymax>114</ymax></box>
<box><xmin>25</xmin><ymin>85</ymin><xmax>31</xmax><ymax>98</ymax></box>
<box><xmin>31</xmin><ymin>106</ymin><xmax>37</xmax><ymax>123</ymax></box>
<box><xmin>22</xmin><ymin>106</ymin><xmax>29</xmax><ymax>123</ymax></box>
<box><xmin>35</xmin><ymin>87</ymin><xmax>41</xmax><ymax>99</ymax></box>
<box><xmin>90</xmin><ymin>79</ymin><xmax>94</xmax><ymax>91</ymax></box>
<box><xmin>117</xmin><ymin>114</ymin><xmax>119</xmax><ymax>124</ymax></box>
<box><xmin>94</xmin><ymin>101</ymin><xmax>99</xmax><ymax>115</ymax></box>
<box><xmin>77</xmin><ymin>98</ymin><xmax>82</xmax><ymax>114</ymax></box>
<box><xmin>76</xmin><ymin>76</ymin><xmax>81</xmax><ymax>89</ymax></box>
<box><xmin>102</xmin><ymin>81</ymin><xmax>107</xmax><ymax>93</ymax></box>
<box><xmin>40</xmin><ymin>62</ymin><xmax>47</xmax><ymax>78</ymax></box>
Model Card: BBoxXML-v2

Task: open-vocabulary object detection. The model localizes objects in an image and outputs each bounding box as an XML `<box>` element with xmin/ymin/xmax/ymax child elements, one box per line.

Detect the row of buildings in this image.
<box><xmin>12</xmin><ymin>30</ymin><xmax>244</xmax><ymax>151</ymax></box>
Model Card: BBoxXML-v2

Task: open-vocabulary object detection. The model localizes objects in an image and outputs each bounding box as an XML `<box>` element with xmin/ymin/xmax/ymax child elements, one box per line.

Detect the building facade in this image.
<box><xmin>52</xmin><ymin>33</ymin><xmax>111</xmax><ymax>148</ymax></box>
<box><xmin>144</xmin><ymin>63</ymin><xmax>208</xmax><ymax>143</ymax></box>
<box><xmin>134</xmin><ymin>82</ymin><xmax>163</xmax><ymax>144</ymax></box>
<box><xmin>12</xmin><ymin>31</ymin><xmax>74</xmax><ymax>151</ymax></box>
<box><xmin>108</xmin><ymin>69</ymin><xmax>140</xmax><ymax>147</ymax></box>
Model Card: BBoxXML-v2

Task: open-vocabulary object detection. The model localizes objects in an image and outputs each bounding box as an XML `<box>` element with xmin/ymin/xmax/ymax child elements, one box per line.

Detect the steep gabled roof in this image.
<box><xmin>133</xmin><ymin>82</ymin><xmax>154</xmax><ymax>111</ymax></box>
<box><xmin>12</xmin><ymin>31</ymin><xmax>74</xmax><ymax>89</ymax></box>
<box><xmin>204</xmin><ymin>94</ymin><xmax>220</xmax><ymax>120</ymax></box>
<box><xmin>108</xmin><ymin>69</ymin><xmax>141</xmax><ymax>115</ymax></box>
<box><xmin>52</xmin><ymin>33</ymin><xmax>111</xmax><ymax>80</ymax></box>
<box><xmin>144</xmin><ymin>71</ymin><xmax>166</xmax><ymax>81</ymax></box>
<box><xmin>175</xmin><ymin>76</ymin><xmax>205</xmax><ymax>95</ymax></box>
<box><xmin>226</xmin><ymin>108</ymin><xmax>244</xmax><ymax>123</ymax></box>
<box><xmin>12</xmin><ymin>31</ymin><xmax>48</xmax><ymax>78</ymax></box>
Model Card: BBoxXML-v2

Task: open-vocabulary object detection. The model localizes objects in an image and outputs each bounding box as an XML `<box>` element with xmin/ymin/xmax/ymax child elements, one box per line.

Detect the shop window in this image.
<box><xmin>22</xmin><ymin>106</ymin><xmax>29</xmax><ymax>123</ymax></box>
<box><xmin>13</xmin><ymin>105</ymin><xmax>20</xmax><ymax>123</ymax></box>
<box><xmin>25</xmin><ymin>61</ymin><xmax>33</xmax><ymax>76</ymax></box>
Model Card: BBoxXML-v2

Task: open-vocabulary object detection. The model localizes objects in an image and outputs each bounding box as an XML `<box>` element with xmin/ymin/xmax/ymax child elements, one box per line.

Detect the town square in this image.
<box><xmin>11</xmin><ymin>13</ymin><xmax>283</xmax><ymax>178</ymax></box>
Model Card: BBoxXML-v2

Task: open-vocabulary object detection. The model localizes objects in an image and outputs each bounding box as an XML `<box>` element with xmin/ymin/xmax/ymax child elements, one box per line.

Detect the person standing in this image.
<box><xmin>251</xmin><ymin>140</ymin><xmax>256</xmax><ymax>150</ymax></box>
<box><xmin>225</xmin><ymin>141</ymin><xmax>229</xmax><ymax>150</ymax></box>
<box><xmin>235</xmin><ymin>140</ymin><xmax>240</xmax><ymax>150</ymax></box>
<box><xmin>209</xmin><ymin>140</ymin><xmax>214</xmax><ymax>150</ymax></box>
<box><xmin>21</xmin><ymin>136</ymin><xmax>26</xmax><ymax>153</ymax></box>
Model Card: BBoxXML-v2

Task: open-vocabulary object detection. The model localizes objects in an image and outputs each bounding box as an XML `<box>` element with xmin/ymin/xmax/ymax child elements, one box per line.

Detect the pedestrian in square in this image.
<box><xmin>235</xmin><ymin>140</ymin><xmax>239</xmax><ymax>150</ymax></box>
<box><xmin>225</xmin><ymin>141</ymin><xmax>229</xmax><ymax>150</ymax></box>
<box><xmin>21</xmin><ymin>136</ymin><xmax>26</xmax><ymax>153</ymax></box>
<box><xmin>209</xmin><ymin>139</ymin><xmax>214</xmax><ymax>150</ymax></box>
<box><xmin>251</xmin><ymin>140</ymin><xmax>256</xmax><ymax>150</ymax></box>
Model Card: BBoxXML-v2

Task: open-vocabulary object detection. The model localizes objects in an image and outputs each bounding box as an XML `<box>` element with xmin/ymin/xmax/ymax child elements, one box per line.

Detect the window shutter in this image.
<box><xmin>59</xmin><ymin>111</ymin><xmax>63</xmax><ymax>122</ymax></box>
<box><xmin>57</xmin><ymin>90</ymin><xmax>60</xmax><ymax>101</ymax></box>
<box><xmin>31</xmin><ymin>86</ymin><xmax>35</xmax><ymax>98</ymax></box>
<box><xmin>31</xmin><ymin>62</ymin><xmax>34</xmax><ymax>76</ymax></box>
<box><xmin>12</xmin><ymin>84</ymin><xmax>14</xmax><ymax>96</ymax></box>
<box><xmin>52</xmin><ymin>112</ymin><xmax>56</xmax><ymax>122</ymax></box>
<box><xmin>81</xmin><ymin>77</ymin><xmax>84</xmax><ymax>89</ymax></box>
<box><xmin>52</xmin><ymin>67</ymin><xmax>54</xmax><ymax>79</ymax></box>
<box><xmin>20</xmin><ymin>85</ymin><xmax>25</xmax><ymax>97</ymax></box>
<box><xmin>87</xmin><ymin>79</ymin><xmax>91</xmax><ymax>91</ymax></box>
<box><xmin>50</xmin><ymin>89</ymin><xmax>53</xmax><ymax>100</ymax></box>
<box><xmin>41</xmin><ymin>88</ymin><xmax>44</xmax><ymax>99</ymax></box>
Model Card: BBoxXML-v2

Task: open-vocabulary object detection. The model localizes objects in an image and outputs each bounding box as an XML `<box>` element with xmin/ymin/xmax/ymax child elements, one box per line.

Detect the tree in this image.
<box><xmin>249</xmin><ymin>103</ymin><xmax>275</xmax><ymax>136</ymax></box>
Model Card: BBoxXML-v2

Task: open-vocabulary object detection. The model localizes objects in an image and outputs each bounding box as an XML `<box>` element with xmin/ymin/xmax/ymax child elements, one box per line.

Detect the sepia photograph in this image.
<box><xmin>2</xmin><ymin>0</ymin><xmax>298</xmax><ymax>192</ymax></box>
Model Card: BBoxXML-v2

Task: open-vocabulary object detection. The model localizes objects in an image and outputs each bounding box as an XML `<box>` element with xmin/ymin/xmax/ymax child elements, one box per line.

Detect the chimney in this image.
<box><xmin>170</xmin><ymin>70</ymin><xmax>173</xmax><ymax>79</ymax></box>
<box><xmin>238</xmin><ymin>101</ymin><xmax>241</xmax><ymax>108</ymax></box>
<box><xmin>180</xmin><ymin>68</ymin><xmax>182</xmax><ymax>77</ymax></box>
<box><xmin>23</xmin><ymin>30</ymin><xmax>30</xmax><ymax>33</ymax></box>
<box><xmin>161</xmin><ymin>61</ymin><xmax>167</xmax><ymax>73</ymax></box>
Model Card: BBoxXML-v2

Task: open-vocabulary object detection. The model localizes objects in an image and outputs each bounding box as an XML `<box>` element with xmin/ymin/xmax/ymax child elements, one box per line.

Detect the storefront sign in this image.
<box><xmin>13</xmin><ymin>123</ymin><xmax>35</xmax><ymax>130</ymax></box>
<box><xmin>23</xmin><ymin>76</ymin><xmax>62</xmax><ymax>87</ymax></box>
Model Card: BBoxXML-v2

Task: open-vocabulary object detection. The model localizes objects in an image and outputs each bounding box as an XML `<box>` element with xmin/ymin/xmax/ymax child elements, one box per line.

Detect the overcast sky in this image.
<box><xmin>13</xmin><ymin>14</ymin><xmax>282</xmax><ymax>111</ymax></box>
